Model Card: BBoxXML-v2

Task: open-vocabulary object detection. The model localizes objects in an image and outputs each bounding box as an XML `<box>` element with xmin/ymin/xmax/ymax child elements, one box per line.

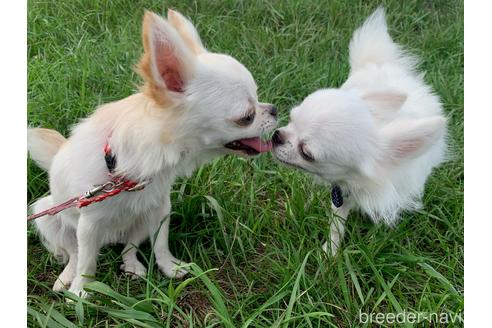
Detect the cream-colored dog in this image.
<box><xmin>28</xmin><ymin>9</ymin><xmax>277</xmax><ymax>297</ymax></box>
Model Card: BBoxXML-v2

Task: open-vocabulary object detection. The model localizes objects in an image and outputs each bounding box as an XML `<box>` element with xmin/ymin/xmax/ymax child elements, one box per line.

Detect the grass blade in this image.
<box><xmin>189</xmin><ymin>263</ymin><xmax>234</xmax><ymax>328</ymax></box>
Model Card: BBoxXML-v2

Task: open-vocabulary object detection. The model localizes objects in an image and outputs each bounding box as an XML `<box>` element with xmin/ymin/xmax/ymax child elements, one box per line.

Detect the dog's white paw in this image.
<box><xmin>53</xmin><ymin>279</ymin><xmax>69</xmax><ymax>292</ymax></box>
<box><xmin>120</xmin><ymin>261</ymin><xmax>147</xmax><ymax>279</ymax></box>
<box><xmin>53</xmin><ymin>263</ymin><xmax>76</xmax><ymax>291</ymax></box>
<box><xmin>65</xmin><ymin>289</ymin><xmax>89</xmax><ymax>303</ymax></box>
<box><xmin>322</xmin><ymin>240</ymin><xmax>339</xmax><ymax>257</ymax></box>
<box><xmin>67</xmin><ymin>278</ymin><xmax>89</xmax><ymax>301</ymax></box>
<box><xmin>322</xmin><ymin>241</ymin><xmax>327</xmax><ymax>253</ymax></box>
<box><xmin>158</xmin><ymin>256</ymin><xmax>188</xmax><ymax>279</ymax></box>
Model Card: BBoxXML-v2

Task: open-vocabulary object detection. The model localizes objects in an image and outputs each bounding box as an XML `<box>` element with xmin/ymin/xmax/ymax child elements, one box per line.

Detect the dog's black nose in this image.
<box><xmin>269</xmin><ymin>105</ymin><xmax>278</xmax><ymax>118</ymax></box>
<box><xmin>272</xmin><ymin>130</ymin><xmax>284</xmax><ymax>146</ymax></box>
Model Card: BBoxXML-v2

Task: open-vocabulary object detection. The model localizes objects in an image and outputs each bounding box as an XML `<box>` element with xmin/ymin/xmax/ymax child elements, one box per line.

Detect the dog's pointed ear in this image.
<box><xmin>382</xmin><ymin>116</ymin><xmax>446</xmax><ymax>163</ymax></box>
<box><xmin>167</xmin><ymin>9</ymin><xmax>206</xmax><ymax>54</ymax></box>
<box><xmin>362</xmin><ymin>91</ymin><xmax>407</xmax><ymax>119</ymax></box>
<box><xmin>138</xmin><ymin>11</ymin><xmax>196</xmax><ymax>94</ymax></box>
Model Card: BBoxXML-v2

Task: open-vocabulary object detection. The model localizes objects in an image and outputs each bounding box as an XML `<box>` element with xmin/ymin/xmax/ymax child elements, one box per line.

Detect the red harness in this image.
<box><xmin>27</xmin><ymin>142</ymin><xmax>150</xmax><ymax>221</ymax></box>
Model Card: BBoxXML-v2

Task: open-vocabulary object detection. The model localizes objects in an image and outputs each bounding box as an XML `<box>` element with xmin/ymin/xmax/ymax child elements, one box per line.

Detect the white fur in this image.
<box><xmin>28</xmin><ymin>10</ymin><xmax>276</xmax><ymax>297</ymax></box>
<box><xmin>272</xmin><ymin>8</ymin><xmax>447</xmax><ymax>254</ymax></box>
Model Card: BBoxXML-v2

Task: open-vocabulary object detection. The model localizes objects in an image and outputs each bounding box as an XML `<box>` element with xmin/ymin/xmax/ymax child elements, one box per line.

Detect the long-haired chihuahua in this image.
<box><xmin>28</xmin><ymin>9</ymin><xmax>277</xmax><ymax>297</ymax></box>
<box><xmin>272</xmin><ymin>8</ymin><xmax>447</xmax><ymax>255</ymax></box>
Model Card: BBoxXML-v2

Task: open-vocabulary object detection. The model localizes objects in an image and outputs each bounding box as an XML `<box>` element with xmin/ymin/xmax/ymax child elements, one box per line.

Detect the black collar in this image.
<box><xmin>331</xmin><ymin>184</ymin><xmax>344</xmax><ymax>208</ymax></box>
<box><xmin>104</xmin><ymin>142</ymin><xmax>117</xmax><ymax>173</ymax></box>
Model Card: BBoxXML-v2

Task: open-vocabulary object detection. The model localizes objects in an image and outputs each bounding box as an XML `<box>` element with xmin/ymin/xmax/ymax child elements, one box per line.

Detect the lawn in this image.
<box><xmin>27</xmin><ymin>0</ymin><xmax>464</xmax><ymax>327</ymax></box>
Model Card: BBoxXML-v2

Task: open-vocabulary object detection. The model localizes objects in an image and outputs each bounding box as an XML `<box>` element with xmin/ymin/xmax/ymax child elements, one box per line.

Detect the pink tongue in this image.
<box><xmin>240</xmin><ymin>137</ymin><xmax>272</xmax><ymax>153</ymax></box>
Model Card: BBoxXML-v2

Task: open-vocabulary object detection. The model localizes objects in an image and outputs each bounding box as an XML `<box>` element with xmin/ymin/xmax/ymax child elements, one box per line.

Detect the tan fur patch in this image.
<box><xmin>82</xmin><ymin>93</ymin><xmax>183</xmax><ymax>166</ymax></box>
<box><xmin>28</xmin><ymin>128</ymin><xmax>67</xmax><ymax>170</ymax></box>
<box><xmin>136</xmin><ymin>11</ymin><xmax>173</xmax><ymax>107</ymax></box>
<box><xmin>160</xmin><ymin>131</ymin><xmax>174</xmax><ymax>144</ymax></box>
<box><xmin>167</xmin><ymin>10</ymin><xmax>205</xmax><ymax>55</ymax></box>
<box><xmin>34</xmin><ymin>128</ymin><xmax>66</xmax><ymax>148</ymax></box>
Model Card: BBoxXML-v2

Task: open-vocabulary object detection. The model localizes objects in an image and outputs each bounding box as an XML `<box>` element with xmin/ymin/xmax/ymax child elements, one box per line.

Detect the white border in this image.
<box><xmin>0</xmin><ymin>1</ymin><xmax>470</xmax><ymax>326</ymax></box>
<box><xmin>465</xmin><ymin>1</ymin><xmax>491</xmax><ymax>326</ymax></box>
<box><xmin>0</xmin><ymin>0</ymin><xmax>27</xmax><ymax>325</ymax></box>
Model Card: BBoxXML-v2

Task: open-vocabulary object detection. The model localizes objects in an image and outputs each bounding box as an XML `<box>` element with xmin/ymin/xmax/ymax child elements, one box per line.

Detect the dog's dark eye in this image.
<box><xmin>237</xmin><ymin>110</ymin><xmax>255</xmax><ymax>126</ymax></box>
<box><xmin>299</xmin><ymin>143</ymin><xmax>314</xmax><ymax>162</ymax></box>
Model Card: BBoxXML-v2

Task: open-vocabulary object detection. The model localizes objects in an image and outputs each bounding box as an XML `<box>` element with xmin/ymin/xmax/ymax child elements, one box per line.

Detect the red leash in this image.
<box><xmin>27</xmin><ymin>197</ymin><xmax>79</xmax><ymax>221</ymax></box>
<box><xmin>27</xmin><ymin>140</ymin><xmax>150</xmax><ymax>222</ymax></box>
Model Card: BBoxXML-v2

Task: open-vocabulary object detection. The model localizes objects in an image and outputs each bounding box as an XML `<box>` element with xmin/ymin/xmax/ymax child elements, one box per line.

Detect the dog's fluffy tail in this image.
<box><xmin>348</xmin><ymin>7</ymin><xmax>417</xmax><ymax>73</ymax></box>
<box><xmin>28</xmin><ymin>128</ymin><xmax>66</xmax><ymax>171</ymax></box>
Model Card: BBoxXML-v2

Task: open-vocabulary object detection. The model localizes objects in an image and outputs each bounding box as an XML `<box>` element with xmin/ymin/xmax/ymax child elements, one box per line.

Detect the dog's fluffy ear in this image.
<box><xmin>362</xmin><ymin>91</ymin><xmax>407</xmax><ymax>118</ymax></box>
<box><xmin>167</xmin><ymin>9</ymin><xmax>206</xmax><ymax>54</ymax></box>
<box><xmin>138</xmin><ymin>11</ymin><xmax>196</xmax><ymax>97</ymax></box>
<box><xmin>382</xmin><ymin>116</ymin><xmax>446</xmax><ymax>163</ymax></box>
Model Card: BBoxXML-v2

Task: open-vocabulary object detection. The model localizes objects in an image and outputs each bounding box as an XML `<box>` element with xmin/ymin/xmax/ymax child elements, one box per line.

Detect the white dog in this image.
<box><xmin>272</xmin><ymin>8</ymin><xmax>447</xmax><ymax>255</ymax></box>
<box><xmin>28</xmin><ymin>9</ymin><xmax>277</xmax><ymax>297</ymax></box>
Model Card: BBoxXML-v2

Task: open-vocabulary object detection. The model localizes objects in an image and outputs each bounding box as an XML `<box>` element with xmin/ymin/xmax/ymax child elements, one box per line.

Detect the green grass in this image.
<box><xmin>27</xmin><ymin>0</ymin><xmax>463</xmax><ymax>327</ymax></box>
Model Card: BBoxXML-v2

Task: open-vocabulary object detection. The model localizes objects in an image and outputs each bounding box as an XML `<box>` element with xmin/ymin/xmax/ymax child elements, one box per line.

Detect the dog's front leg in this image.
<box><xmin>322</xmin><ymin>202</ymin><xmax>352</xmax><ymax>256</ymax></box>
<box><xmin>68</xmin><ymin>214</ymin><xmax>102</xmax><ymax>298</ymax></box>
<box><xmin>149</xmin><ymin>197</ymin><xmax>188</xmax><ymax>278</ymax></box>
<box><xmin>120</xmin><ymin>222</ymin><xmax>148</xmax><ymax>279</ymax></box>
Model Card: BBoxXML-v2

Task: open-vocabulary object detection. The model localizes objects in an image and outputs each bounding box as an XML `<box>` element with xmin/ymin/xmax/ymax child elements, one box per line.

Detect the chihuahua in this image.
<box><xmin>272</xmin><ymin>8</ymin><xmax>447</xmax><ymax>255</ymax></box>
<box><xmin>28</xmin><ymin>9</ymin><xmax>277</xmax><ymax>297</ymax></box>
